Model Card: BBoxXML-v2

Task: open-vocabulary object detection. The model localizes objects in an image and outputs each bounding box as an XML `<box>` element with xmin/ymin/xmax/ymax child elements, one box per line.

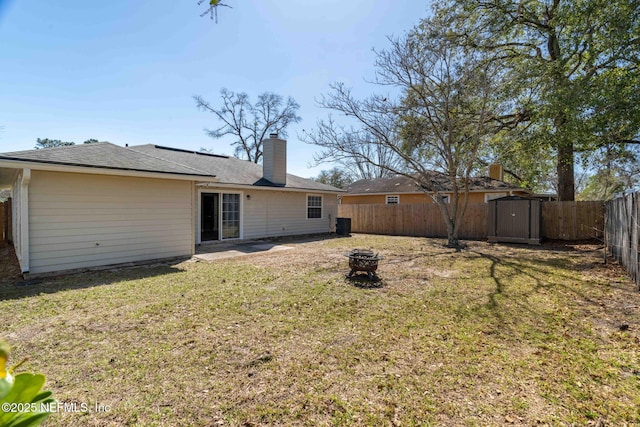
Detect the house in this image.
<box><xmin>0</xmin><ymin>137</ymin><xmax>343</xmax><ymax>275</ymax></box>
<box><xmin>340</xmin><ymin>165</ymin><xmax>531</xmax><ymax>205</ymax></box>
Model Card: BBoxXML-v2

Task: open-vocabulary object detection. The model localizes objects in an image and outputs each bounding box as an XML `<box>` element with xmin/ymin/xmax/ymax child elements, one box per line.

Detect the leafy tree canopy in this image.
<box><xmin>35</xmin><ymin>138</ymin><xmax>103</xmax><ymax>149</ymax></box>
<box><xmin>313</xmin><ymin>167</ymin><xmax>353</xmax><ymax>189</ymax></box>
<box><xmin>35</xmin><ymin>138</ymin><xmax>75</xmax><ymax>149</ymax></box>
<box><xmin>441</xmin><ymin>0</ymin><xmax>640</xmax><ymax>200</ymax></box>
<box><xmin>198</xmin><ymin>0</ymin><xmax>232</xmax><ymax>23</ymax></box>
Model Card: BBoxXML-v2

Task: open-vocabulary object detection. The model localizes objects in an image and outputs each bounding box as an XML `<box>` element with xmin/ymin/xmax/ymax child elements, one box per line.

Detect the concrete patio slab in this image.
<box><xmin>194</xmin><ymin>241</ymin><xmax>294</xmax><ymax>261</ymax></box>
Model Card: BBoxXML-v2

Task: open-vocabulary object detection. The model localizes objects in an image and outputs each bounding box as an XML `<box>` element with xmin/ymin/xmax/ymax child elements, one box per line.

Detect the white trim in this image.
<box><xmin>306</xmin><ymin>194</ymin><xmax>323</xmax><ymax>220</ymax></box>
<box><xmin>15</xmin><ymin>168</ymin><xmax>31</xmax><ymax>273</ymax></box>
<box><xmin>196</xmin><ymin>188</ymin><xmax>244</xmax><ymax>244</ymax></box>
<box><xmin>190</xmin><ymin>184</ymin><xmax>196</xmax><ymax>255</ymax></box>
<box><xmin>432</xmin><ymin>194</ymin><xmax>450</xmax><ymax>204</ymax></box>
<box><xmin>196</xmin><ymin>182</ymin><xmax>344</xmax><ymax>194</ymax></box>
<box><xmin>484</xmin><ymin>192</ymin><xmax>508</xmax><ymax>203</ymax></box>
<box><xmin>385</xmin><ymin>195</ymin><xmax>400</xmax><ymax>204</ymax></box>
<box><xmin>0</xmin><ymin>160</ymin><xmax>218</xmax><ymax>183</ymax></box>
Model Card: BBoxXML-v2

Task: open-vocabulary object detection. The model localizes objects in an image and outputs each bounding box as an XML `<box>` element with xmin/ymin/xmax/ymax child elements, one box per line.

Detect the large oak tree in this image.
<box><xmin>444</xmin><ymin>0</ymin><xmax>640</xmax><ymax>200</ymax></box>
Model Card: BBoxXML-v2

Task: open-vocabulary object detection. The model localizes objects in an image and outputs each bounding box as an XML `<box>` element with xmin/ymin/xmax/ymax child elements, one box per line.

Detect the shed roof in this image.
<box><xmin>345</xmin><ymin>172</ymin><xmax>525</xmax><ymax>195</ymax></box>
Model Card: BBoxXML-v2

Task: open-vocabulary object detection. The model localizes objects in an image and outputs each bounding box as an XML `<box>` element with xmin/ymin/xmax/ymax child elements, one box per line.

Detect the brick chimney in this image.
<box><xmin>489</xmin><ymin>164</ymin><xmax>503</xmax><ymax>181</ymax></box>
<box><xmin>262</xmin><ymin>134</ymin><xmax>287</xmax><ymax>186</ymax></box>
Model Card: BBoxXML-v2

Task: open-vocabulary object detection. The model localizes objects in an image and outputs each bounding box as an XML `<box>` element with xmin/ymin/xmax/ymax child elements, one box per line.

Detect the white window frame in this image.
<box><xmin>434</xmin><ymin>194</ymin><xmax>450</xmax><ymax>204</ymax></box>
<box><xmin>306</xmin><ymin>194</ymin><xmax>323</xmax><ymax>220</ymax></box>
<box><xmin>386</xmin><ymin>195</ymin><xmax>400</xmax><ymax>205</ymax></box>
<box><xmin>485</xmin><ymin>192</ymin><xmax>507</xmax><ymax>203</ymax></box>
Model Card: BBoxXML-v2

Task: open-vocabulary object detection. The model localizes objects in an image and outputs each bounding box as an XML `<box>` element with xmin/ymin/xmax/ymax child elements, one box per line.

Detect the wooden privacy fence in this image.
<box><xmin>605</xmin><ymin>193</ymin><xmax>639</xmax><ymax>290</ymax></box>
<box><xmin>338</xmin><ymin>203</ymin><xmax>488</xmax><ymax>239</ymax></box>
<box><xmin>338</xmin><ymin>201</ymin><xmax>604</xmax><ymax>241</ymax></box>
<box><xmin>541</xmin><ymin>201</ymin><xmax>604</xmax><ymax>240</ymax></box>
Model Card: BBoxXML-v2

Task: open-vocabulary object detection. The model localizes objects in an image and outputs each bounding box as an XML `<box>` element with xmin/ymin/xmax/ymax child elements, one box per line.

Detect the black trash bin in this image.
<box><xmin>336</xmin><ymin>217</ymin><xmax>351</xmax><ymax>236</ymax></box>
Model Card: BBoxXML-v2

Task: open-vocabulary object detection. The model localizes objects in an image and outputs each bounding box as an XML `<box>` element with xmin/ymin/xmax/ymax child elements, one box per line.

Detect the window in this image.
<box><xmin>485</xmin><ymin>192</ymin><xmax>507</xmax><ymax>203</ymax></box>
<box><xmin>307</xmin><ymin>195</ymin><xmax>322</xmax><ymax>219</ymax></box>
<box><xmin>386</xmin><ymin>195</ymin><xmax>400</xmax><ymax>205</ymax></box>
<box><xmin>442</xmin><ymin>195</ymin><xmax>450</xmax><ymax>204</ymax></box>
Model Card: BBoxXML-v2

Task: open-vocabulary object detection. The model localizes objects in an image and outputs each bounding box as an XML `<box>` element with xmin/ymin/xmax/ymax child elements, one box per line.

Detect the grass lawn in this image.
<box><xmin>1</xmin><ymin>234</ymin><xmax>639</xmax><ymax>426</ymax></box>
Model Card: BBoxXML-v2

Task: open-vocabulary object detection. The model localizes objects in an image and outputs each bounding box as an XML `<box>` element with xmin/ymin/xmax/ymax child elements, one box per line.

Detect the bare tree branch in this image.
<box><xmin>195</xmin><ymin>89</ymin><xmax>301</xmax><ymax>163</ymax></box>
<box><xmin>303</xmin><ymin>20</ymin><xmax>504</xmax><ymax>248</ymax></box>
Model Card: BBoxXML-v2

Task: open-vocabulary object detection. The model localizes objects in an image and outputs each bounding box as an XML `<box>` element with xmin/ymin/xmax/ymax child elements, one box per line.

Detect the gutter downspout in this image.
<box><xmin>19</xmin><ymin>168</ymin><xmax>30</xmax><ymax>274</ymax></box>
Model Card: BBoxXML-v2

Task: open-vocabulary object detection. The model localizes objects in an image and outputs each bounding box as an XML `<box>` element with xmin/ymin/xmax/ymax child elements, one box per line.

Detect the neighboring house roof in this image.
<box><xmin>345</xmin><ymin>173</ymin><xmax>526</xmax><ymax>195</ymax></box>
<box><xmin>128</xmin><ymin>144</ymin><xmax>341</xmax><ymax>192</ymax></box>
<box><xmin>0</xmin><ymin>142</ymin><xmax>342</xmax><ymax>193</ymax></box>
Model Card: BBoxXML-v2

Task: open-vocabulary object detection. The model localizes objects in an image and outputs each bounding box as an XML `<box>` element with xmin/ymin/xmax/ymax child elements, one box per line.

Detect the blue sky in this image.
<box><xmin>0</xmin><ymin>0</ymin><xmax>429</xmax><ymax>177</ymax></box>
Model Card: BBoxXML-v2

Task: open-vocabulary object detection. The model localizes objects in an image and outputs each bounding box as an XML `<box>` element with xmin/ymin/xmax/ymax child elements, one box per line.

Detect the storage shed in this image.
<box><xmin>487</xmin><ymin>196</ymin><xmax>542</xmax><ymax>245</ymax></box>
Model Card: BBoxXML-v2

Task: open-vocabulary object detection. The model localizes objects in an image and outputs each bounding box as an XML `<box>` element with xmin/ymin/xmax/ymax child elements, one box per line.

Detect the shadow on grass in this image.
<box><xmin>346</xmin><ymin>273</ymin><xmax>384</xmax><ymax>289</ymax></box>
<box><xmin>464</xmin><ymin>250</ymin><xmax>513</xmax><ymax>330</ymax></box>
<box><xmin>464</xmin><ymin>243</ymin><xmax>630</xmax><ymax>336</ymax></box>
<box><xmin>0</xmin><ymin>260</ymin><xmax>188</xmax><ymax>302</ymax></box>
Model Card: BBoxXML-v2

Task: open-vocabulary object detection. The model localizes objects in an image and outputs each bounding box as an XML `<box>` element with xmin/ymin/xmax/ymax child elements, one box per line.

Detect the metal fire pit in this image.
<box><xmin>345</xmin><ymin>249</ymin><xmax>383</xmax><ymax>280</ymax></box>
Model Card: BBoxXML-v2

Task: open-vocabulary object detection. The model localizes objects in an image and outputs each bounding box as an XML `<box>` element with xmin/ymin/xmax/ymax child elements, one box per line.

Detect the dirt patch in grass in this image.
<box><xmin>0</xmin><ymin>241</ymin><xmax>22</xmax><ymax>284</ymax></box>
<box><xmin>1</xmin><ymin>234</ymin><xmax>639</xmax><ymax>426</ymax></box>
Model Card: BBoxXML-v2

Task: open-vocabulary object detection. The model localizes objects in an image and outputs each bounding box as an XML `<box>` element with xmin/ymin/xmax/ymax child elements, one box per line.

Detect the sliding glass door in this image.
<box><xmin>221</xmin><ymin>193</ymin><xmax>240</xmax><ymax>239</ymax></box>
<box><xmin>201</xmin><ymin>193</ymin><xmax>220</xmax><ymax>241</ymax></box>
<box><xmin>201</xmin><ymin>192</ymin><xmax>241</xmax><ymax>241</ymax></box>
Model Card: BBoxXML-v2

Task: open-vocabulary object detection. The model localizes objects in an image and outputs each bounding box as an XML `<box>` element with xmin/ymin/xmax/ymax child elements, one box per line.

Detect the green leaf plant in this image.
<box><xmin>0</xmin><ymin>338</ymin><xmax>55</xmax><ymax>427</ymax></box>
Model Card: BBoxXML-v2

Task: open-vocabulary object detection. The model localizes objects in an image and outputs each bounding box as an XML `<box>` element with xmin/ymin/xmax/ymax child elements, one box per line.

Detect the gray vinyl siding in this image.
<box><xmin>242</xmin><ymin>189</ymin><xmax>338</xmax><ymax>239</ymax></box>
<box><xmin>28</xmin><ymin>170</ymin><xmax>193</xmax><ymax>274</ymax></box>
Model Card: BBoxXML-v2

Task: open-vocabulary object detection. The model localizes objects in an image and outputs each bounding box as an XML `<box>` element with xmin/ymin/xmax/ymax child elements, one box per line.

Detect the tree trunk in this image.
<box><xmin>431</xmin><ymin>192</ymin><xmax>466</xmax><ymax>250</ymax></box>
<box><xmin>443</xmin><ymin>210</ymin><xmax>462</xmax><ymax>249</ymax></box>
<box><xmin>446</xmin><ymin>235</ymin><xmax>460</xmax><ymax>248</ymax></box>
<box><xmin>557</xmin><ymin>139</ymin><xmax>575</xmax><ymax>201</ymax></box>
<box><xmin>546</xmin><ymin>21</ymin><xmax>576</xmax><ymax>202</ymax></box>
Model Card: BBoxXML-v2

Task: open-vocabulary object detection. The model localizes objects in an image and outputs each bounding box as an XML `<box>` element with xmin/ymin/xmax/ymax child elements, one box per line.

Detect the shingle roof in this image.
<box><xmin>129</xmin><ymin>144</ymin><xmax>341</xmax><ymax>192</ymax></box>
<box><xmin>0</xmin><ymin>142</ymin><xmax>342</xmax><ymax>193</ymax></box>
<box><xmin>0</xmin><ymin>142</ymin><xmax>214</xmax><ymax>177</ymax></box>
<box><xmin>345</xmin><ymin>172</ymin><xmax>524</xmax><ymax>194</ymax></box>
